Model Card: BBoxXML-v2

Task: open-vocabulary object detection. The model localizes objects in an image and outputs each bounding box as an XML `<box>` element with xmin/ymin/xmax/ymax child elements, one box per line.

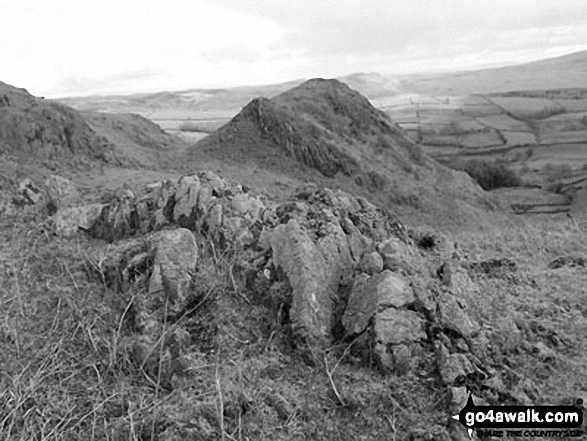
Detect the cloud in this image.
<box><xmin>1</xmin><ymin>0</ymin><xmax>586</xmax><ymax>96</ymax></box>
<box><xmin>211</xmin><ymin>0</ymin><xmax>587</xmax><ymax>58</ymax></box>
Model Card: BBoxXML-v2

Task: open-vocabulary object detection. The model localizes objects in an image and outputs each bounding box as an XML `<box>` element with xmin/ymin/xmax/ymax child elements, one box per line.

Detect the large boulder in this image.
<box><xmin>270</xmin><ymin>219</ymin><xmax>334</xmax><ymax>342</ymax></box>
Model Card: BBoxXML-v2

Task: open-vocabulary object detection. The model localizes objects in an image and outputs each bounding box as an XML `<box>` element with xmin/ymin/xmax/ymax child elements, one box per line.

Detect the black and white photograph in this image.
<box><xmin>1</xmin><ymin>1</ymin><xmax>586</xmax><ymax>439</ymax></box>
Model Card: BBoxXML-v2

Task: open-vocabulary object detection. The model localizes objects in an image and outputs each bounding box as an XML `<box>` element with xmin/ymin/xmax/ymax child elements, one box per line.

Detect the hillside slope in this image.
<box><xmin>81</xmin><ymin>111</ymin><xmax>189</xmax><ymax>168</ymax></box>
<box><xmin>0</xmin><ymin>80</ymin><xmax>191</xmax><ymax>177</ymax></box>
<box><xmin>0</xmin><ymin>81</ymin><xmax>117</xmax><ymax>163</ymax></box>
<box><xmin>193</xmin><ymin>79</ymin><xmax>503</xmax><ymax>228</ymax></box>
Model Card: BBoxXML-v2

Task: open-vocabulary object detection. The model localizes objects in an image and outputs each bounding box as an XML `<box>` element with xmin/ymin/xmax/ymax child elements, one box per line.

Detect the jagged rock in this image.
<box><xmin>374</xmin><ymin>308</ymin><xmax>426</xmax><ymax>345</ymax></box>
<box><xmin>270</xmin><ymin>219</ymin><xmax>334</xmax><ymax>342</ymax></box>
<box><xmin>204</xmin><ymin>203</ymin><xmax>223</xmax><ymax>231</ymax></box>
<box><xmin>148</xmin><ymin>228</ymin><xmax>198</xmax><ymax>318</ymax></box>
<box><xmin>44</xmin><ymin>175</ymin><xmax>80</xmax><ymax>210</ymax></box>
<box><xmin>342</xmin><ymin>273</ymin><xmax>374</xmax><ymax>335</ymax></box>
<box><xmin>342</xmin><ymin>270</ymin><xmax>414</xmax><ymax>335</ymax></box>
<box><xmin>195</xmin><ymin>184</ymin><xmax>213</xmax><ymax>222</ymax></box>
<box><xmin>376</xmin><ymin>237</ymin><xmax>416</xmax><ymax>274</ymax></box>
<box><xmin>51</xmin><ymin>203</ymin><xmax>106</xmax><ymax>237</ymax></box>
<box><xmin>198</xmin><ymin>170</ymin><xmax>226</xmax><ymax>195</ymax></box>
<box><xmin>377</xmin><ymin>272</ymin><xmax>415</xmax><ymax>309</ymax></box>
<box><xmin>412</xmin><ymin>279</ymin><xmax>437</xmax><ymax>317</ymax></box>
<box><xmin>438</xmin><ymin>261</ymin><xmax>481</xmax><ymax>318</ymax></box>
<box><xmin>173</xmin><ymin>174</ymin><xmax>200</xmax><ymax>227</ymax></box>
<box><xmin>316</xmin><ymin>219</ymin><xmax>354</xmax><ymax>287</ymax></box>
<box><xmin>340</xmin><ymin>218</ymin><xmax>372</xmax><ymax>261</ymax></box>
<box><xmin>342</xmin><ymin>270</ymin><xmax>415</xmax><ymax>336</ymax></box>
<box><xmin>437</xmin><ymin>293</ymin><xmax>480</xmax><ymax>339</ymax></box>
<box><xmin>436</xmin><ymin>342</ymin><xmax>477</xmax><ymax>385</ymax></box>
<box><xmin>91</xmin><ymin>196</ymin><xmax>140</xmax><ymax>242</ymax></box>
<box><xmin>230</xmin><ymin>193</ymin><xmax>265</xmax><ymax>220</ymax></box>
<box><xmin>374</xmin><ymin>308</ymin><xmax>426</xmax><ymax>374</ymax></box>
<box><xmin>449</xmin><ymin>386</ymin><xmax>469</xmax><ymax>414</ymax></box>
<box><xmin>359</xmin><ymin>251</ymin><xmax>383</xmax><ymax>275</ymax></box>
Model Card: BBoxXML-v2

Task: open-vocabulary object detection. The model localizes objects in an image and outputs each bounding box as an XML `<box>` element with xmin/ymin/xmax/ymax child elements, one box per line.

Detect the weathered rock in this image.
<box><xmin>341</xmin><ymin>218</ymin><xmax>373</xmax><ymax>261</ymax></box>
<box><xmin>52</xmin><ymin>203</ymin><xmax>106</xmax><ymax>237</ymax></box>
<box><xmin>342</xmin><ymin>273</ymin><xmax>373</xmax><ymax>335</ymax></box>
<box><xmin>198</xmin><ymin>170</ymin><xmax>226</xmax><ymax>195</ymax></box>
<box><xmin>172</xmin><ymin>174</ymin><xmax>200</xmax><ymax>226</ymax></box>
<box><xmin>342</xmin><ymin>270</ymin><xmax>415</xmax><ymax>336</ymax></box>
<box><xmin>449</xmin><ymin>386</ymin><xmax>469</xmax><ymax>414</ymax></box>
<box><xmin>436</xmin><ymin>342</ymin><xmax>476</xmax><ymax>385</ymax></box>
<box><xmin>204</xmin><ymin>203</ymin><xmax>223</xmax><ymax>231</ymax></box>
<box><xmin>374</xmin><ymin>342</ymin><xmax>415</xmax><ymax>375</ymax></box>
<box><xmin>376</xmin><ymin>237</ymin><xmax>416</xmax><ymax>274</ymax></box>
<box><xmin>270</xmin><ymin>219</ymin><xmax>333</xmax><ymax>342</ymax></box>
<box><xmin>374</xmin><ymin>308</ymin><xmax>426</xmax><ymax>346</ymax></box>
<box><xmin>359</xmin><ymin>251</ymin><xmax>383</xmax><ymax>275</ymax></box>
<box><xmin>316</xmin><ymin>219</ymin><xmax>354</xmax><ymax>287</ymax></box>
<box><xmin>373</xmin><ymin>307</ymin><xmax>426</xmax><ymax>375</ymax></box>
<box><xmin>437</xmin><ymin>293</ymin><xmax>480</xmax><ymax>339</ymax></box>
<box><xmin>44</xmin><ymin>175</ymin><xmax>80</xmax><ymax>210</ymax></box>
<box><xmin>196</xmin><ymin>184</ymin><xmax>213</xmax><ymax>221</ymax></box>
<box><xmin>376</xmin><ymin>271</ymin><xmax>414</xmax><ymax>309</ymax></box>
<box><xmin>91</xmin><ymin>196</ymin><xmax>140</xmax><ymax>242</ymax></box>
<box><xmin>148</xmin><ymin>228</ymin><xmax>198</xmax><ymax>317</ymax></box>
<box><xmin>230</xmin><ymin>193</ymin><xmax>265</xmax><ymax>220</ymax></box>
<box><xmin>439</xmin><ymin>262</ymin><xmax>480</xmax><ymax>303</ymax></box>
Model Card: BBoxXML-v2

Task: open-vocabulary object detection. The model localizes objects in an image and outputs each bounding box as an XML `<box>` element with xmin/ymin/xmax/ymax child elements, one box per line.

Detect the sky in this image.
<box><xmin>2</xmin><ymin>0</ymin><xmax>587</xmax><ymax>98</ymax></box>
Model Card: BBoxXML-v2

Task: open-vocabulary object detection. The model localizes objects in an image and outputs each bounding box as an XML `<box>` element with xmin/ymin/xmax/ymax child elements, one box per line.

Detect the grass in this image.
<box><xmin>1</xmin><ymin>200</ymin><xmax>587</xmax><ymax>439</ymax></box>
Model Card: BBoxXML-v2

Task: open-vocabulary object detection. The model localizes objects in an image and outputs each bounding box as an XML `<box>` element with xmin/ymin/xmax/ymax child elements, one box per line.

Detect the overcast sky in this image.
<box><xmin>2</xmin><ymin>0</ymin><xmax>587</xmax><ymax>97</ymax></box>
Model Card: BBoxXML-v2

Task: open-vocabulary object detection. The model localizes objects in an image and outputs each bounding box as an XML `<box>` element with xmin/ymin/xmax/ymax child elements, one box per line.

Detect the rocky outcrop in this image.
<box><xmin>270</xmin><ymin>220</ymin><xmax>335</xmax><ymax>342</ymax></box>
<box><xmin>147</xmin><ymin>228</ymin><xmax>198</xmax><ymax>318</ymax></box>
<box><xmin>342</xmin><ymin>270</ymin><xmax>426</xmax><ymax>373</ymax></box>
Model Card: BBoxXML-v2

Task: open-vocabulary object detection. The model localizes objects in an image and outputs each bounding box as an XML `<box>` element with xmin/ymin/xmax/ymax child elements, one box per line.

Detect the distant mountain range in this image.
<box><xmin>57</xmin><ymin>49</ymin><xmax>587</xmax><ymax>112</ymax></box>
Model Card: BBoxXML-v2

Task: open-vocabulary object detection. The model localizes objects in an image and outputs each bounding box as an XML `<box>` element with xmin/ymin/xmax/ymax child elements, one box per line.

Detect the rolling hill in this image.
<box><xmin>397</xmin><ymin>50</ymin><xmax>587</xmax><ymax>96</ymax></box>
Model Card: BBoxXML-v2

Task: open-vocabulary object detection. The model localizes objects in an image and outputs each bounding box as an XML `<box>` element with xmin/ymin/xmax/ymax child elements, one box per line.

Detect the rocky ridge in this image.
<box><xmin>3</xmin><ymin>169</ymin><xmax>541</xmax><ymax>435</ymax></box>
